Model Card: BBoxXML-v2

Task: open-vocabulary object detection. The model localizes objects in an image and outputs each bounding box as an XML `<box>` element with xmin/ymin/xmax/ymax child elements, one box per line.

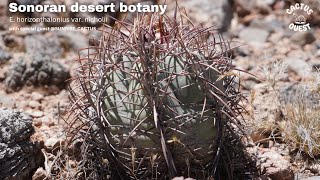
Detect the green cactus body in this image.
<box><xmin>101</xmin><ymin>51</ymin><xmax>222</xmax><ymax>174</ymax></box>
<box><xmin>163</xmin><ymin>55</ymin><xmax>205</xmax><ymax>104</ymax></box>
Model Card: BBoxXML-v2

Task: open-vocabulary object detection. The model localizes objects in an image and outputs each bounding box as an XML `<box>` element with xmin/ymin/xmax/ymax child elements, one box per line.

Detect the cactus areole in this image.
<box><xmin>71</xmin><ymin>13</ymin><xmax>242</xmax><ymax>179</ymax></box>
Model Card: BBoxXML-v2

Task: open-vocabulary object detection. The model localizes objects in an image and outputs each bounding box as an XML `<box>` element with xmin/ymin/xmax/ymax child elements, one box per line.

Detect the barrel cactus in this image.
<box><xmin>68</xmin><ymin>13</ymin><xmax>244</xmax><ymax>179</ymax></box>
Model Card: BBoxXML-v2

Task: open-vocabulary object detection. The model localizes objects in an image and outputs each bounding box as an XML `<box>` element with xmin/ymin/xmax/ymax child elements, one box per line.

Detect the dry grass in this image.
<box><xmin>283</xmin><ymin>101</ymin><xmax>320</xmax><ymax>157</ymax></box>
<box><xmin>253</xmin><ymin>60</ymin><xmax>320</xmax><ymax>158</ymax></box>
<box><xmin>281</xmin><ymin>70</ymin><xmax>320</xmax><ymax>158</ymax></box>
<box><xmin>260</xmin><ymin>59</ymin><xmax>287</xmax><ymax>89</ymax></box>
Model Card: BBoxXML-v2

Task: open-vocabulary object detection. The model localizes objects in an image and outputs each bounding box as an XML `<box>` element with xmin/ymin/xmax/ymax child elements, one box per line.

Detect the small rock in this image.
<box><xmin>3</xmin><ymin>35</ymin><xmax>24</xmax><ymax>51</ymax></box>
<box><xmin>239</xmin><ymin>27</ymin><xmax>270</xmax><ymax>44</ymax></box>
<box><xmin>44</xmin><ymin>136</ymin><xmax>64</xmax><ymax>152</ymax></box>
<box><xmin>167</xmin><ymin>0</ymin><xmax>233</xmax><ymax>32</ymax></box>
<box><xmin>250</xmin><ymin>16</ymin><xmax>285</xmax><ymax>33</ymax></box>
<box><xmin>57</xmin><ymin>29</ymin><xmax>89</xmax><ymax>52</ymax></box>
<box><xmin>15</xmin><ymin>0</ymin><xmax>40</xmax><ymax>6</ymax></box>
<box><xmin>27</xmin><ymin>110</ymin><xmax>44</xmax><ymax>118</ymax></box>
<box><xmin>279</xmin><ymin>82</ymin><xmax>320</xmax><ymax>110</ymax></box>
<box><xmin>316</xmin><ymin>50</ymin><xmax>320</xmax><ymax>57</ymax></box>
<box><xmin>255</xmin><ymin>0</ymin><xmax>275</xmax><ymax>11</ymax></box>
<box><xmin>32</xmin><ymin>167</ymin><xmax>47</xmax><ymax>180</ymax></box>
<box><xmin>0</xmin><ymin>0</ymin><xmax>7</xmax><ymax>6</ymax></box>
<box><xmin>33</xmin><ymin>119</ymin><xmax>42</xmax><ymax>127</ymax></box>
<box><xmin>252</xmin><ymin>84</ymin><xmax>282</xmax><ymax>122</ymax></box>
<box><xmin>0</xmin><ymin>48</ymin><xmax>12</xmax><ymax>64</ymax></box>
<box><xmin>315</xmin><ymin>41</ymin><xmax>320</xmax><ymax>49</ymax></box>
<box><xmin>28</xmin><ymin>100</ymin><xmax>41</xmax><ymax>109</ymax></box>
<box><xmin>44</xmin><ymin>137</ymin><xmax>59</xmax><ymax>150</ymax></box>
<box><xmin>291</xmin><ymin>31</ymin><xmax>316</xmax><ymax>46</ymax></box>
<box><xmin>235</xmin><ymin>0</ymin><xmax>273</xmax><ymax>17</ymax></box>
<box><xmin>25</xmin><ymin>34</ymin><xmax>63</xmax><ymax>58</ymax></box>
<box><xmin>4</xmin><ymin>58</ymin><xmax>25</xmax><ymax>91</ymax></box>
<box><xmin>285</xmin><ymin>56</ymin><xmax>312</xmax><ymax>79</ymax></box>
<box><xmin>4</xmin><ymin>55</ymin><xmax>70</xmax><ymax>92</ymax></box>
<box><xmin>31</xmin><ymin>92</ymin><xmax>44</xmax><ymax>101</ymax></box>
<box><xmin>0</xmin><ymin>108</ymin><xmax>43</xmax><ymax>179</ymax></box>
<box><xmin>0</xmin><ymin>92</ymin><xmax>15</xmax><ymax>108</ymax></box>
<box><xmin>268</xmin><ymin>32</ymin><xmax>284</xmax><ymax>44</ymax></box>
<box><xmin>47</xmin><ymin>120</ymin><xmax>55</xmax><ymax>127</ymax></box>
<box><xmin>0</xmin><ymin>1</ymin><xmax>6</xmax><ymax>15</ymax></box>
<box><xmin>258</xmin><ymin>149</ymin><xmax>293</xmax><ymax>180</ymax></box>
<box><xmin>286</xmin><ymin>50</ymin><xmax>310</xmax><ymax>61</ymax></box>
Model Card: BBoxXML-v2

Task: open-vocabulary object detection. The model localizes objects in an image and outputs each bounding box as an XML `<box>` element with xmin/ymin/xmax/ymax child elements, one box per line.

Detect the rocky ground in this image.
<box><xmin>0</xmin><ymin>0</ymin><xmax>320</xmax><ymax>179</ymax></box>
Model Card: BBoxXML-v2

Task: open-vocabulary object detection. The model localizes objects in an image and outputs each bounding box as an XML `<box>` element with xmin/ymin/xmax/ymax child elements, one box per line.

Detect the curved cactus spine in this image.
<box><xmin>67</xmin><ymin>12</ymin><xmax>244</xmax><ymax>179</ymax></box>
